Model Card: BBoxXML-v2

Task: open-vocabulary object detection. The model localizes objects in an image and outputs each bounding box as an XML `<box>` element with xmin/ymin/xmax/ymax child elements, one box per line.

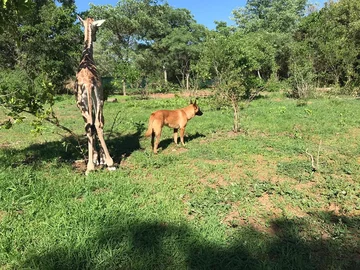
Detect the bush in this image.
<box><xmin>265</xmin><ymin>76</ymin><xmax>289</xmax><ymax>92</ymax></box>
<box><xmin>288</xmin><ymin>62</ymin><xmax>315</xmax><ymax>99</ymax></box>
<box><xmin>0</xmin><ymin>69</ymin><xmax>55</xmax><ymax>128</ymax></box>
<box><xmin>103</xmin><ymin>81</ymin><xmax>116</xmax><ymax>100</ymax></box>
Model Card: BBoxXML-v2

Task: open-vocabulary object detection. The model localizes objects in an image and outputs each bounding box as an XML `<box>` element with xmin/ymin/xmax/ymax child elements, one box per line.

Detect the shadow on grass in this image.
<box><xmin>0</xmin><ymin>123</ymin><xmax>146</xmax><ymax>170</ymax></box>
<box><xmin>0</xmin><ymin>124</ymin><xmax>206</xmax><ymax>170</ymax></box>
<box><xmin>157</xmin><ymin>132</ymin><xmax>206</xmax><ymax>152</ymax></box>
<box><xmin>22</xmin><ymin>212</ymin><xmax>360</xmax><ymax>269</ymax></box>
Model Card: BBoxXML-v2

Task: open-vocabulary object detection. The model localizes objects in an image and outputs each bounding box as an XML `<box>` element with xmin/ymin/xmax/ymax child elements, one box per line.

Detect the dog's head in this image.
<box><xmin>190</xmin><ymin>100</ymin><xmax>203</xmax><ymax>116</ymax></box>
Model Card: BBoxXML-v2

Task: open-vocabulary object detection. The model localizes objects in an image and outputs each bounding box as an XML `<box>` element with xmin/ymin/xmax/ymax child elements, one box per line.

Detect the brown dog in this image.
<box><xmin>145</xmin><ymin>100</ymin><xmax>203</xmax><ymax>153</ymax></box>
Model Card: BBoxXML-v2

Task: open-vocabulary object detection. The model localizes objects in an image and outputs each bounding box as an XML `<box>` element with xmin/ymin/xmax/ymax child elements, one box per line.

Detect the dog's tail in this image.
<box><xmin>145</xmin><ymin>114</ymin><xmax>155</xmax><ymax>137</ymax></box>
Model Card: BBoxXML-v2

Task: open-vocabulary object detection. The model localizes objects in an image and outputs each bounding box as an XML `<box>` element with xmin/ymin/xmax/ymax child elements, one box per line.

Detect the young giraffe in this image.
<box><xmin>75</xmin><ymin>16</ymin><xmax>115</xmax><ymax>174</ymax></box>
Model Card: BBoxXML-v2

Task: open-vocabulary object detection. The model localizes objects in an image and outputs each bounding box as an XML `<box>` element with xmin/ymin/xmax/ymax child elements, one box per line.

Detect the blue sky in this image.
<box><xmin>75</xmin><ymin>0</ymin><xmax>327</xmax><ymax>29</ymax></box>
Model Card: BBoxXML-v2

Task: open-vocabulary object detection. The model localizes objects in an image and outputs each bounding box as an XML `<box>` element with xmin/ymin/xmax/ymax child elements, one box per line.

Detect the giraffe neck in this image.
<box><xmin>78</xmin><ymin>21</ymin><xmax>97</xmax><ymax>76</ymax></box>
<box><xmin>84</xmin><ymin>20</ymin><xmax>93</xmax><ymax>50</ymax></box>
<box><xmin>81</xmin><ymin>20</ymin><xmax>95</xmax><ymax>64</ymax></box>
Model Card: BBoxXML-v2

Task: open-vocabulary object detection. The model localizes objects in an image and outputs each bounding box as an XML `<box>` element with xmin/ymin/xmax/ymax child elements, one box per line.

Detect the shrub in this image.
<box><xmin>0</xmin><ymin>69</ymin><xmax>55</xmax><ymax>128</ymax></box>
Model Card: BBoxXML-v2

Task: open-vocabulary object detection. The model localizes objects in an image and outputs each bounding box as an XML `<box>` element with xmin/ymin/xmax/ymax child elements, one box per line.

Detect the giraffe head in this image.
<box><xmin>77</xmin><ymin>15</ymin><xmax>105</xmax><ymax>43</ymax></box>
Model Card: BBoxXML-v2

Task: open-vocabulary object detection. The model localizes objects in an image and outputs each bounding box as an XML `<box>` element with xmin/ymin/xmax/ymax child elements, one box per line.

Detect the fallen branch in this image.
<box><xmin>305</xmin><ymin>148</ymin><xmax>316</xmax><ymax>171</ymax></box>
<box><xmin>306</xmin><ymin>140</ymin><xmax>322</xmax><ymax>172</ymax></box>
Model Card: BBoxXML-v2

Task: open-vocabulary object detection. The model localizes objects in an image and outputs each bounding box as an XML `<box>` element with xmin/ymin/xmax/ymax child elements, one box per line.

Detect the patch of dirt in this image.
<box><xmin>181</xmin><ymin>194</ymin><xmax>197</xmax><ymax>221</ymax></box>
<box><xmin>223</xmin><ymin>209</ymin><xmax>244</xmax><ymax>227</ymax></box>
<box><xmin>247</xmin><ymin>217</ymin><xmax>277</xmax><ymax>235</ymax></box>
<box><xmin>149</xmin><ymin>93</ymin><xmax>176</xmax><ymax>99</ymax></box>
<box><xmin>92</xmin><ymin>188</ymin><xmax>110</xmax><ymax>195</ymax></box>
<box><xmin>222</xmin><ymin>206</ymin><xmax>277</xmax><ymax>235</ymax></box>
<box><xmin>149</xmin><ymin>90</ymin><xmax>212</xmax><ymax>99</ymax></box>
<box><xmin>226</xmin><ymin>130</ymin><xmax>243</xmax><ymax>137</ymax></box>
<box><xmin>0</xmin><ymin>142</ymin><xmax>12</xmax><ymax>149</ymax></box>
<box><xmin>321</xmin><ymin>232</ymin><xmax>331</xmax><ymax>240</ymax></box>
<box><xmin>258</xmin><ymin>194</ymin><xmax>282</xmax><ymax>218</ymax></box>
<box><xmin>328</xmin><ymin>202</ymin><xmax>341</xmax><ymax>215</ymax></box>
<box><xmin>0</xmin><ymin>211</ymin><xmax>6</xmax><ymax>222</ymax></box>
<box><xmin>346</xmin><ymin>127</ymin><xmax>360</xmax><ymax>138</ymax></box>
<box><xmin>341</xmin><ymin>127</ymin><xmax>360</xmax><ymax>149</ymax></box>
<box><xmin>199</xmin><ymin>130</ymin><xmax>243</xmax><ymax>144</ymax></box>
<box><xmin>169</xmin><ymin>147</ymin><xmax>188</xmax><ymax>154</ymax></box>
<box><xmin>294</xmin><ymin>181</ymin><xmax>316</xmax><ymax>192</ymax></box>
<box><xmin>248</xmin><ymin>154</ymin><xmax>292</xmax><ymax>183</ymax></box>
<box><xmin>199</xmin><ymin>174</ymin><xmax>228</xmax><ymax>189</ymax></box>
<box><xmin>74</xmin><ymin>196</ymin><xmax>84</xmax><ymax>203</ymax></box>
<box><xmin>283</xmin><ymin>204</ymin><xmax>308</xmax><ymax>218</ymax></box>
<box><xmin>72</xmin><ymin>159</ymin><xmax>87</xmax><ymax>173</ymax></box>
<box><xmin>251</xmin><ymin>154</ymin><xmax>275</xmax><ymax>181</ymax></box>
<box><xmin>202</xmin><ymin>159</ymin><xmax>226</xmax><ymax>165</ymax></box>
<box><xmin>270</xmin><ymin>195</ymin><xmax>309</xmax><ymax>218</ymax></box>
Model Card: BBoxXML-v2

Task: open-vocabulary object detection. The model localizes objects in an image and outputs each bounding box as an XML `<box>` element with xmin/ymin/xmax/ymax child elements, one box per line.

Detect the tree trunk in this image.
<box><xmin>163</xmin><ymin>65</ymin><xmax>167</xmax><ymax>84</ymax></box>
<box><xmin>122</xmin><ymin>80</ymin><xmax>126</xmax><ymax>96</ymax></box>
<box><xmin>186</xmin><ymin>73</ymin><xmax>190</xmax><ymax>91</ymax></box>
<box><xmin>231</xmin><ymin>98</ymin><xmax>240</xmax><ymax>132</ymax></box>
<box><xmin>257</xmin><ymin>70</ymin><xmax>262</xmax><ymax>79</ymax></box>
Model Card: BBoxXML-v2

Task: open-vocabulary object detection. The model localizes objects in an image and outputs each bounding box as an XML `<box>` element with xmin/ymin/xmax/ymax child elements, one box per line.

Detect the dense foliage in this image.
<box><xmin>1</xmin><ymin>0</ymin><xmax>360</xmax><ymax>129</ymax></box>
<box><xmin>0</xmin><ymin>0</ymin><xmax>80</xmax><ymax>128</ymax></box>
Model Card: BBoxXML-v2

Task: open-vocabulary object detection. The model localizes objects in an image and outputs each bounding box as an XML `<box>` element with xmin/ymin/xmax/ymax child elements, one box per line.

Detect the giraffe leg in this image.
<box><xmin>92</xmin><ymin>86</ymin><xmax>115</xmax><ymax>170</ymax></box>
<box><xmin>94</xmin><ymin>117</ymin><xmax>114</xmax><ymax>169</ymax></box>
<box><xmin>85</xmin><ymin>123</ymin><xmax>95</xmax><ymax>174</ymax></box>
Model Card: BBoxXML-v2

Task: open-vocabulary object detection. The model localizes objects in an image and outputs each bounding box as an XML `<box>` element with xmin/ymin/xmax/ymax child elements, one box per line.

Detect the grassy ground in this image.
<box><xmin>0</xmin><ymin>92</ymin><xmax>359</xmax><ymax>269</ymax></box>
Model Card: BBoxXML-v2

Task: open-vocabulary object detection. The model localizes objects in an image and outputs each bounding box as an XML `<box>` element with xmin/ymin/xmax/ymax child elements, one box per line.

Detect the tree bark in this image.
<box><xmin>122</xmin><ymin>80</ymin><xmax>126</xmax><ymax>96</ymax></box>
<box><xmin>163</xmin><ymin>65</ymin><xmax>167</xmax><ymax>84</ymax></box>
<box><xmin>257</xmin><ymin>70</ymin><xmax>262</xmax><ymax>79</ymax></box>
<box><xmin>186</xmin><ymin>73</ymin><xmax>190</xmax><ymax>91</ymax></box>
<box><xmin>231</xmin><ymin>98</ymin><xmax>240</xmax><ymax>132</ymax></box>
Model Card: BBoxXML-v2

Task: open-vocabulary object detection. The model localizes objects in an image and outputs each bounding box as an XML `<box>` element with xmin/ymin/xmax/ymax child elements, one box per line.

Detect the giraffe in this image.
<box><xmin>75</xmin><ymin>16</ymin><xmax>115</xmax><ymax>174</ymax></box>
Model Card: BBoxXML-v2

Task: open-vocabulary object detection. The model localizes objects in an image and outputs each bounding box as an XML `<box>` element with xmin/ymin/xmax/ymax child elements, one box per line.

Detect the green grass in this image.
<box><xmin>0</xmin><ymin>93</ymin><xmax>359</xmax><ymax>269</ymax></box>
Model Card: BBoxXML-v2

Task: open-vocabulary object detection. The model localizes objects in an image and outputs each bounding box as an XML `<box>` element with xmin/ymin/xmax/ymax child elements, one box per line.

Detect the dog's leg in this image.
<box><xmin>180</xmin><ymin>127</ymin><xmax>186</xmax><ymax>146</ymax></box>
<box><xmin>153</xmin><ymin>130</ymin><xmax>161</xmax><ymax>154</ymax></box>
<box><xmin>173</xmin><ymin>128</ymin><xmax>178</xmax><ymax>145</ymax></box>
<box><xmin>151</xmin><ymin>131</ymin><xmax>155</xmax><ymax>152</ymax></box>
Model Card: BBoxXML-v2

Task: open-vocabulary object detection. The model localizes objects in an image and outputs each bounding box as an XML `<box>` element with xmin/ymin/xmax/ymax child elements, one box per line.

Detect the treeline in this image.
<box><xmin>0</xmin><ymin>0</ymin><xmax>359</xmax><ymax>126</ymax></box>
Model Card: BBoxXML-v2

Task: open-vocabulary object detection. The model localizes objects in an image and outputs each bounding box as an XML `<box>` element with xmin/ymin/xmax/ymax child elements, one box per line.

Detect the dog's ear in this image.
<box><xmin>194</xmin><ymin>100</ymin><xmax>197</xmax><ymax>106</ymax></box>
<box><xmin>190</xmin><ymin>100</ymin><xmax>193</xmax><ymax>104</ymax></box>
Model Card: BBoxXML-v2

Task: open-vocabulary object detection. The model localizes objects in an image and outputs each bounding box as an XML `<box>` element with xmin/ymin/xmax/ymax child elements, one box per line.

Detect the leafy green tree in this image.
<box><xmin>156</xmin><ymin>23</ymin><xmax>206</xmax><ymax>90</ymax></box>
<box><xmin>233</xmin><ymin>0</ymin><xmax>307</xmax><ymax>33</ymax></box>
<box><xmin>296</xmin><ymin>0</ymin><xmax>360</xmax><ymax>88</ymax></box>
<box><xmin>287</xmin><ymin>41</ymin><xmax>316</xmax><ymax>98</ymax></box>
<box><xmin>89</xmin><ymin>0</ymin><xmax>165</xmax><ymax>93</ymax></box>
<box><xmin>232</xmin><ymin>0</ymin><xmax>308</xmax><ymax>88</ymax></box>
<box><xmin>90</xmin><ymin>1</ymin><xmax>205</xmax><ymax>92</ymax></box>
<box><xmin>196</xmin><ymin>30</ymin><xmax>264</xmax><ymax>132</ymax></box>
<box><xmin>149</xmin><ymin>5</ymin><xmax>205</xmax><ymax>89</ymax></box>
<box><xmin>0</xmin><ymin>0</ymin><xmax>31</xmax><ymax>34</ymax></box>
<box><xmin>0</xmin><ymin>0</ymin><xmax>80</xmax><ymax>129</ymax></box>
<box><xmin>112</xmin><ymin>61</ymin><xmax>140</xmax><ymax>96</ymax></box>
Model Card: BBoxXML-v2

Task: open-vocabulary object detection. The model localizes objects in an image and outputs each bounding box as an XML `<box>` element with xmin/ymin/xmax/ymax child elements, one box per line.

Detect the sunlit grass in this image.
<box><xmin>0</xmin><ymin>93</ymin><xmax>359</xmax><ymax>269</ymax></box>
